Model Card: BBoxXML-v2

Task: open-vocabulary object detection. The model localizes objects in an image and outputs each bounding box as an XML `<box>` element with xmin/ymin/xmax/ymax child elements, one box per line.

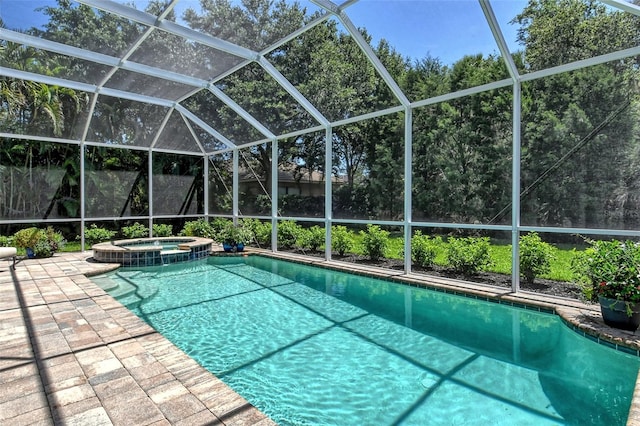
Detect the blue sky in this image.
<box><xmin>1</xmin><ymin>0</ymin><xmax>526</xmax><ymax>65</ymax></box>
<box><xmin>343</xmin><ymin>0</ymin><xmax>526</xmax><ymax>64</ymax></box>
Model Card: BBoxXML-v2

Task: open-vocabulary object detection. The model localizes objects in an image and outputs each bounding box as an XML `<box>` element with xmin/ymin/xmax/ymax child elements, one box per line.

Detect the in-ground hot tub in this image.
<box><xmin>92</xmin><ymin>237</ymin><xmax>213</xmax><ymax>266</ymax></box>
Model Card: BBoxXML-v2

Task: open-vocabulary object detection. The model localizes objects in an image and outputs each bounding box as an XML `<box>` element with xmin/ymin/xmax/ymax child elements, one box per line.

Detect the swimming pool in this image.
<box><xmin>92</xmin><ymin>255</ymin><xmax>640</xmax><ymax>425</ymax></box>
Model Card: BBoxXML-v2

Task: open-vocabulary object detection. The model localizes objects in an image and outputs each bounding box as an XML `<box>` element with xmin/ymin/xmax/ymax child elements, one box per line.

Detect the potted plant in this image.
<box><xmin>573</xmin><ymin>239</ymin><xmax>640</xmax><ymax>331</ymax></box>
<box><xmin>14</xmin><ymin>227</ymin><xmax>44</xmax><ymax>258</ymax></box>
<box><xmin>13</xmin><ymin>227</ymin><xmax>66</xmax><ymax>258</ymax></box>
<box><xmin>220</xmin><ymin>222</ymin><xmax>254</xmax><ymax>252</ymax></box>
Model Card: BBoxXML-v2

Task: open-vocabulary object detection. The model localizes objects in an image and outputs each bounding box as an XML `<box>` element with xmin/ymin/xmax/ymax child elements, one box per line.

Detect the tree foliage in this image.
<box><xmin>1</xmin><ymin>0</ymin><xmax>640</xmax><ymax>238</ymax></box>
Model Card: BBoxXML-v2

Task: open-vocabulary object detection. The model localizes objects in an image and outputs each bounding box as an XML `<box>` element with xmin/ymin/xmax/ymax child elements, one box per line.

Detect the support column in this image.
<box><xmin>404</xmin><ymin>108</ymin><xmax>413</xmax><ymax>274</ymax></box>
<box><xmin>233</xmin><ymin>149</ymin><xmax>239</xmax><ymax>225</ymax></box>
<box><xmin>325</xmin><ymin>126</ymin><xmax>333</xmax><ymax>262</ymax></box>
<box><xmin>204</xmin><ymin>155</ymin><xmax>209</xmax><ymax>218</ymax></box>
<box><xmin>511</xmin><ymin>82</ymin><xmax>522</xmax><ymax>292</ymax></box>
<box><xmin>271</xmin><ymin>139</ymin><xmax>278</xmax><ymax>251</ymax></box>
<box><xmin>80</xmin><ymin>144</ymin><xmax>85</xmax><ymax>250</ymax></box>
<box><xmin>148</xmin><ymin>149</ymin><xmax>153</xmax><ymax>236</ymax></box>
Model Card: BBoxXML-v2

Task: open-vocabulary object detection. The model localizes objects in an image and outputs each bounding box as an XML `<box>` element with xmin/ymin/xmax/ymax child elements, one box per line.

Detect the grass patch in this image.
<box><xmin>53</xmin><ymin>232</ymin><xmax>581</xmax><ymax>282</ymax></box>
<box><xmin>350</xmin><ymin>235</ymin><xmax>579</xmax><ymax>282</ymax></box>
<box><xmin>61</xmin><ymin>241</ymin><xmax>82</xmax><ymax>252</ymax></box>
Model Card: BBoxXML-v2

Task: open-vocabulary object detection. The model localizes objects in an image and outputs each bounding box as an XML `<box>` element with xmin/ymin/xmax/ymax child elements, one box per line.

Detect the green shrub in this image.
<box><xmin>220</xmin><ymin>221</ymin><xmax>254</xmax><ymax>245</ymax></box>
<box><xmin>331</xmin><ymin>225</ymin><xmax>354</xmax><ymax>256</ymax></box>
<box><xmin>13</xmin><ymin>227</ymin><xmax>43</xmax><ymax>249</ymax></box>
<box><xmin>446</xmin><ymin>236</ymin><xmax>491</xmax><ymax>274</ymax></box>
<box><xmin>242</xmin><ymin>218</ymin><xmax>271</xmax><ymax>247</ymax></box>
<box><xmin>278</xmin><ymin>220</ymin><xmax>302</xmax><ymax>249</ymax></box>
<box><xmin>519</xmin><ymin>232</ymin><xmax>555</xmax><ymax>284</ymax></box>
<box><xmin>121</xmin><ymin>222</ymin><xmax>149</xmax><ymax>239</ymax></box>
<box><xmin>211</xmin><ymin>218</ymin><xmax>232</xmax><ymax>238</ymax></box>
<box><xmin>44</xmin><ymin>227</ymin><xmax>66</xmax><ymax>254</ymax></box>
<box><xmin>360</xmin><ymin>225</ymin><xmax>389</xmax><ymax>261</ymax></box>
<box><xmin>81</xmin><ymin>224</ymin><xmax>117</xmax><ymax>245</ymax></box>
<box><xmin>180</xmin><ymin>218</ymin><xmax>214</xmax><ymax>238</ymax></box>
<box><xmin>152</xmin><ymin>223</ymin><xmax>173</xmax><ymax>237</ymax></box>
<box><xmin>13</xmin><ymin>227</ymin><xmax>65</xmax><ymax>258</ymax></box>
<box><xmin>297</xmin><ymin>225</ymin><xmax>325</xmax><ymax>251</ymax></box>
<box><xmin>571</xmin><ymin>239</ymin><xmax>640</xmax><ymax>302</ymax></box>
<box><xmin>411</xmin><ymin>231</ymin><xmax>440</xmax><ymax>268</ymax></box>
<box><xmin>0</xmin><ymin>235</ymin><xmax>14</xmax><ymax>247</ymax></box>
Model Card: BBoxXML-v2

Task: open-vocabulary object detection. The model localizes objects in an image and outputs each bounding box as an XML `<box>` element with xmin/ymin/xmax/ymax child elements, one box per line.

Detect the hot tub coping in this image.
<box><xmin>92</xmin><ymin>236</ymin><xmax>214</xmax><ymax>252</ymax></box>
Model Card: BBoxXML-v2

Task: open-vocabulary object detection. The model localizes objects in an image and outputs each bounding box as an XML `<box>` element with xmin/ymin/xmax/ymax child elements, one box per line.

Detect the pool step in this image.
<box><xmin>93</xmin><ymin>277</ymin><xmax>119</xmax><ymax>293</ymax></box>
<box><xmin>109</xmin><ymin>281</ymin><xmax>139</xmax><ymax>299</ymax></box>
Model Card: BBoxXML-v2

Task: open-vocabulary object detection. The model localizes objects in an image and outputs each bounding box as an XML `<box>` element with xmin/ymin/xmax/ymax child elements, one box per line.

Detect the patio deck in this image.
<box><xmin>2</xmin><ymin>250</ymin><xmax>640</xmax><ymax>425</ymax></box>
<box><xmin>0</xmin><ymin>251</ymin><xmax>274</xmax><ymax>425</ymax></box>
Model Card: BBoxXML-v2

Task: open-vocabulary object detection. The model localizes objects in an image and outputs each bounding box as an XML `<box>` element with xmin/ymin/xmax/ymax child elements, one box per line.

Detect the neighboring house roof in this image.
<box><xmin>238</xmin><ymin>168</ymin><xmax>346</xmax><ymax>185</ymax></box>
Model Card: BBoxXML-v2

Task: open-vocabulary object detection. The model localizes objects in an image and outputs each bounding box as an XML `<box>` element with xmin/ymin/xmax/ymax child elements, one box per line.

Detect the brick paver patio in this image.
<box><xmin>0</xmin><ymin>252</ymin><xmax>274</xmax><ymax>425</ymax></box>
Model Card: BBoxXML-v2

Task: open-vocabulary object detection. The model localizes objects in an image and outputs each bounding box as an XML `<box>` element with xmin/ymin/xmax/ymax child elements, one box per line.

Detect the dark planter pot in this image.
<box><xmin>223</xmin><ymin>242</ymin><xmax>244</xmax><ymax>253</ymax></box>
<box><xmin>26</xmin><ymin>247</ymin><xmax>36</xmax><ymax>259</ymax></box>
<box><xmin>598</xmin><ymin>296</ymin><xmax>640</xmax><ymax>331</ymax></box>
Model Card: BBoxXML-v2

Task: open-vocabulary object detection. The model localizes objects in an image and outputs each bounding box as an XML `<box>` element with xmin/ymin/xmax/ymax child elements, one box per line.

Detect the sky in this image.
<box><xmin>1</xmin><ymin>0</ymin><xmax>525</xmax><ymax>65</ymax></box>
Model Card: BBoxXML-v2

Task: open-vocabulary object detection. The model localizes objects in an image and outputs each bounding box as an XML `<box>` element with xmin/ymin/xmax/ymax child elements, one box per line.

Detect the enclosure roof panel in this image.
<box><xmin>0</xmin><ymin>0</ymin><xmax>639</xmax><ymax>152</ymax></box>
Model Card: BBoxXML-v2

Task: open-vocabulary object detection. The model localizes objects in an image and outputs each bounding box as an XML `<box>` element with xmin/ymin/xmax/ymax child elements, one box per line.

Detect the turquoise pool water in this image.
<box><xmin>92</xmin><ymin>255</ymin><xmax>640</xmax><ymax>425</ymax></box>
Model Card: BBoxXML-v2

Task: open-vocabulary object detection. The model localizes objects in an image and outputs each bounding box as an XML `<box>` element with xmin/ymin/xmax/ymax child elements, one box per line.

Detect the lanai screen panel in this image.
<box><xmin>0</xmin><ymin>46</ymin><xmax>113</xmax><ymax>88</ymax></box>
<box><xmin>331</xmin><ymin>114</ymin><xmax>405</xmax><ymax>220</ymax></box>
<box><xmin>267</xmin><ymin>17</ymin><xmax>400</xmax><ymax>123</ymax></box>
<box><xmin>189</xmin><ymin>119</ymin><xmax>229</xmax><ymax>153</ymax></box>
<box><xmin>180</xmin><ymin>0</ymin><xmax>313</xmax><ymax>52</ymax></box>
<box><xmin>238</xmin><ymin>143</ymin><xmax>272</xmax><ymax>216</ymax></box>
<box><xmin>154</xmin><ymin>110</ymin><xmax>202</xmax><ymax>153</ymax></box>
<box><xmin>277</xmin><ymin>130</ymin><xmax>326</xmax><ymax>218</ymax></box>
<box><xmin>104</xmin><ymin>69</ymin><xmax>196</xmax><ymax>102</ymax></box>
<box><xmin>0</xmin><ymin>81</ymin><xmax>92</xmax><ymax>140</ymax></box>
<box><xmin>85</xmin><ymin>95</ymin><xmax>171</xmax><ymax>147</ymax></box>
<box><xmin>412</xmin><ymin>88</ymin><xmax>513</xmax><ymax>225</ymax></box>
<box><xmin>496</xmin><ymin>0</ymin><xmax>640</xmax><ymax>74</ymax></box>
<box><xmin>152</xmin><ymin>152</ymin><xmax>204</xmax><ymax>216</ymax></box>
<box><xmin>182</xmin><ymin>89</ymin><xmax>264</xmax><ymax>146</ymax></box>
<box><xmin>209</xmin><ymin>153</ymin><xmax>233</xmax><ymax>215</ymax></box>
<box><xmin>520</xmin><ymin>60</ymin><xmax>638</xmax><ymax>230</ymax></box>
<box><xmin>215</xmin><ymin>62</ymin><xmax>319</xmax><ymax>137</ymax></box>
<box><xmin>130</xmin><ymin>31</ymin><xmax>245</xmax><ymax>82</ymax></box>
<box><xmin>84</xmin><ymin>146</ymin><xmax>148</xmax><ymax>218</ymax></box>
<box><xmin>2</xmin><ymin>0</ymin><xmax>149</xmax><ymax>56</ymax></box>
<box><xmin>0</xmin><ymin>140</ymin><xmax>80</xmax><ymax>220</ymax></box>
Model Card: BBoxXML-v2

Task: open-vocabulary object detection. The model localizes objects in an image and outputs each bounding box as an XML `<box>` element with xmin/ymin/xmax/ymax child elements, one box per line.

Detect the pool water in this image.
<box><xmin>92</xmin><ymin>255</ymin><xmax>640</xmax><ymax>425</ymax></box>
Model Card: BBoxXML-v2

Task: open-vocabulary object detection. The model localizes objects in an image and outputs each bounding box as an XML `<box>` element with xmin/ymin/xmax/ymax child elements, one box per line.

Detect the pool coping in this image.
<box><xmin>92</xmin><ymin>237</ymin><xmax>215</xmax><ymax>253</ymax></box>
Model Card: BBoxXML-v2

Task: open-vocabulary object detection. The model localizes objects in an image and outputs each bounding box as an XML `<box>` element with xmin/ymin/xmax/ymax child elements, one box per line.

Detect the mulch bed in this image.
<box><xmin>287</xmin><ymin>250</ymin><xmax>584</xmax><ymax>301</ymax></box>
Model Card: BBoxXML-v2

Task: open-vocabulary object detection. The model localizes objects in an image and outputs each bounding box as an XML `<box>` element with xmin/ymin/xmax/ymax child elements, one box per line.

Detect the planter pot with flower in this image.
<box><xmin>573</xmin><ymin>239</ymin><xmax>640</xmax><ymax>331</ymax></box>
<box><xmin>13</xmin><ymin>227</ymin><xmax>66</xmax><ymax>259</ymax></box>
<box><xmin>598</xmin><ymin>296</ymin><xmax>640</xmax><ymax>331</ymax></box>
<box><xmin>219</xmin><ymin>222</ymin><xmax>254</xmax><ymax>253</ymax></box>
